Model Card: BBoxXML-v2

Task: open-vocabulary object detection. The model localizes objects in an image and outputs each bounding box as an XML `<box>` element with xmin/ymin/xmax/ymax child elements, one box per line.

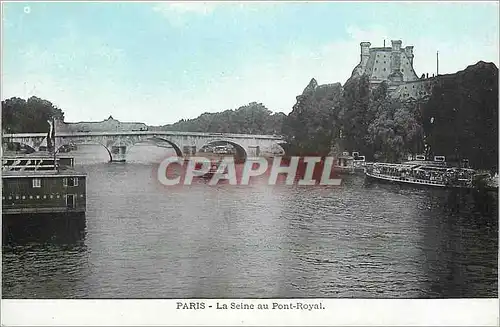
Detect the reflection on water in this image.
<box><xmin>2</xmin><ymin>145</ymin><xmax>498</xmax><ymax>298</ymax></box>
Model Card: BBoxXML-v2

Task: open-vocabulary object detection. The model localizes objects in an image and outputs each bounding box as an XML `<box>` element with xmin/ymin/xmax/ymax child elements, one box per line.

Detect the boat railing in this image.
<box><xmin>1</xmin><ymin>156</ymin><xmax>75</xmax><ymax>172</ymax></box>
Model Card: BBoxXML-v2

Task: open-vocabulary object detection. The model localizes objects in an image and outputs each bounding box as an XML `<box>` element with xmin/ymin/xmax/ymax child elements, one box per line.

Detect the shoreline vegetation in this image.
<box><xmin>2</xmin><ymin>61</ymin><xmax>498</xmax><ymax>171</ymax></box>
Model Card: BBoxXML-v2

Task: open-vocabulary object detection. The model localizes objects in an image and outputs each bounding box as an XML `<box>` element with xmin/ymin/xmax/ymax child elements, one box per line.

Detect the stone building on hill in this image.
<box><xmin>350</xmin><ymin>40</ymin><xmax>437</xmax><ymax>100</ymax></box>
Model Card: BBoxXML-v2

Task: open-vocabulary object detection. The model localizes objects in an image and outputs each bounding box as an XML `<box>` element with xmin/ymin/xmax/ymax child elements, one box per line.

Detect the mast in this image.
<box><xmin>436</xmin><ymin>51</ymin><xmax>439</xmax><ymax>76</ymax></box>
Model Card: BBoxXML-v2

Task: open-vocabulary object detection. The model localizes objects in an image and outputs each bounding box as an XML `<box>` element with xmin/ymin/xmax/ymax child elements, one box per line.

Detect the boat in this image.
<box><xmin>193</xmin><ymin>159</ymin><xmax>229</xmax><ymax>179</ymax></box>
<box><xmin>365</xmin><ymin>156</ymin><xmax>476</xmax><ymax>189</ymax></box>
<box><xmin>333</xmin><ymin>151</ymin><xmax>366</xmax><ymax>174</ymax></box>
<box><xmin>2</xmin><ymin>154</ymin><xmax>87</xmax><ymax>214</ymax></box>
<box><xmin>352</xmin><ymin>152</ymin><xmax>367</xmax><ymax>172</ymax></box>
<box><xmin>473</xmin><ymin>171</ymin><xmax>499</xmax><ymax>192</ymax></box>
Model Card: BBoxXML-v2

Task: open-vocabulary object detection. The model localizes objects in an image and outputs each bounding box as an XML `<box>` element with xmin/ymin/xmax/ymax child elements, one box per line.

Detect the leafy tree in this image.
<box><xmin>2</xmin><ymin>96</ymin><xmax>65</xmax><ymax>133</ymax></box>
<box><xmin>282</xmin><ymin>78</ymin><xmax>342</xmax><ymax>156</ymax></box>
<box><xmin>422</xmin><ymin>61</ymin><xmax>498</xmax><ymax>170</ymax></box>
<box><xmin>337</xmin><ymin>74</ymin><xmax>371</xmax><ymax>155</ymax></box>
<box><xmin>366</xmin><ymin>97</ymin><xmax>424</xmax><ymax>162</ymax></box>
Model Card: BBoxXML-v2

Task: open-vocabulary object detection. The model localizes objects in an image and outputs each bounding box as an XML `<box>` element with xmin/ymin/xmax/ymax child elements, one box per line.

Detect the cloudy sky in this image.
<box><xmin>2</xmin><ymin>1</ymin><xmax>498</xmax><ymax>125</ymax></box>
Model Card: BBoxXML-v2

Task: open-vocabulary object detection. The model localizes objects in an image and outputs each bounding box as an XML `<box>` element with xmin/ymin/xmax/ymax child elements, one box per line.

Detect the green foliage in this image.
<box><xmin>422</xmin><ymin>61</ymin><xmax>498</xmax><ymax>170</ymax></box>
<box><xmin>155</xmin><ymin>102</ymin><xmax>285</xmax><ymax>134</ymax></box>
<box><xmin>2</xmin><ymin>96</ymin><xmax>65</xmax><ymax>133</ymax></box>
<box><xmin>366</xmin><ymin>96</ymin><xmax>424</xmax><ymax>162</ymax></box>
<box><xmin>337</xmin><ymin>75</ymin><xmax>371</xmax><ymax>155</ymax></box>
<box><xmin>281</xmin><ymin>79</ymin><xmax>342</xmax><ymax>156</ymax></box>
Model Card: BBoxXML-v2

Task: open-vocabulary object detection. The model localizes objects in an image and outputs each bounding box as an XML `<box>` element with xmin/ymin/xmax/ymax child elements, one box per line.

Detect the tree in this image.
<box><xmin>338</xmin><ymin>74</ymin><xmax>371</xmax><ymax>155</ymax></box>
<box><xmin>282</xmin><ymin>78</ymin><xmax>342</xmax><ymax>156</ymax></box>
<box><xmin>422</xmin><ymin>61</ymin><xmax>498</xmax><ymax>170</ymax></box>
<box><xmin>2</xmin><ymin>96</ymin><xmax>65</xmax><ymax>133</ymax></box>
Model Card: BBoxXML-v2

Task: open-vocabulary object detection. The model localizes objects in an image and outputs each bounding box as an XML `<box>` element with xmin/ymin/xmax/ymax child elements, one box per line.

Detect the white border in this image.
<box><xmin>1</xmin><ymin>299</ymin><xmax>499</xmax><ymax>326</ymax></box>
<box><xmin>1</xmin><ymin>1</ymin><xmax>499</xmax><ymax>327</ymax></box>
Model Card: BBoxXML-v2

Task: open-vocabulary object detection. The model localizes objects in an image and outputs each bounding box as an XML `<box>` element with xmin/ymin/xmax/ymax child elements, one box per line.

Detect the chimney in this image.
<box><xmin>391</xmin><ymin>40</ymin><xmax>402</xmax><ymax>51</ymax></box>
<box><xmin>360</xmin><ymin>42</ymin><xmax>371</xmax><ymax>67</ymax></box>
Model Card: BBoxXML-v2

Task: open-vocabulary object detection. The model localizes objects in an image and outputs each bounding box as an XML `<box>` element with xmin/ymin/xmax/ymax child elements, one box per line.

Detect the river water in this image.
<box><xmin>2</xmin><ymin>144</ymin><xmax>498</xmax><ymax>298</ymax></box>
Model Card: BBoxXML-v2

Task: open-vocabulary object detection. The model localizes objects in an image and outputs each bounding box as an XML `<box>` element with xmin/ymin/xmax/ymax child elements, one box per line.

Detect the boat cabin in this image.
<box><xmin>2</xmin><ymin>155</ymin><xmax>86</xmax><ymax>214</ymax></box>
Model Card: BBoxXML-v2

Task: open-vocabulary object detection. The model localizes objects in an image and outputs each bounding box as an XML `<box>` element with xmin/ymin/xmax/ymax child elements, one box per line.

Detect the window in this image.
<box><xmin>66</xmin><ymin>194</ymin><xmax>75</xmax><ymax>209</ymax></box>
<box><xmin>32</xmin><ymin>178</ymin><xmax>41</xmax><ymax>188</ymax></box>
<box><xmin>63</xmin><ymin>177</ymin><xmax>78</xmax><ymax>187</ymax></box>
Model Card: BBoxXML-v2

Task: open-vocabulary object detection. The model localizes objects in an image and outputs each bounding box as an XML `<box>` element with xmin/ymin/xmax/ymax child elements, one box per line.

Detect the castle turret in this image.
<box><xmin>405</xmin><ymin>46</ymin><xmax>414</xmax><ymax>65</ymax></box>
<box><xmin>360</xmin><ymin>42</ymin><xmax>371</xmax><ymax>67</ymax></box>
<box><xmin>391</xmin><ymin>40</ymin><xmax>402</xmax><ymax>51</ymax></box>
<box><xmin>389</xmin><ymin>40</ymin><xmax>403</xmax><ymax>84</ymax></box>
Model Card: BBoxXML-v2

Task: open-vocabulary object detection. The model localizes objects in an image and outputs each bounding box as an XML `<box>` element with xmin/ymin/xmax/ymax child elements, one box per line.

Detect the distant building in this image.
<box><xmin>55</xmin><ymin>116</ymin><xmax>148</xmax><ymax>133</ymax></box>
<box><xmin>350</xmin><ymin>40</ymin><xmax>437</xmax><ymax>100</ymax></box>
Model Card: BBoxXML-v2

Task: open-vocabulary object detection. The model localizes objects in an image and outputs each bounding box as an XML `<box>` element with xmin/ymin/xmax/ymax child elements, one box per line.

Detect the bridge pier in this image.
<box><xmin>110</xmin><ymin>145</ymin><xmax>127</xmax><ymax>162</ymax></box>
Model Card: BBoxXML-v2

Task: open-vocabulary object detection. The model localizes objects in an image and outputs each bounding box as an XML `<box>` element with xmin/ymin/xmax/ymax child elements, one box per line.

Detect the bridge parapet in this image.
<box><xmin>4</xmin><ymin>130</ymin><xmax>287</xmax><ymax>163</ymax></box>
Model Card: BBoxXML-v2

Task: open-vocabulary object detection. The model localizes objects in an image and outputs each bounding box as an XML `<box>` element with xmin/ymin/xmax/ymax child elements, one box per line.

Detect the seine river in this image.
<box><xmin>2</xmin><ymin>144</ymin><xmax>498</xmax><ymax>298</ymax></box>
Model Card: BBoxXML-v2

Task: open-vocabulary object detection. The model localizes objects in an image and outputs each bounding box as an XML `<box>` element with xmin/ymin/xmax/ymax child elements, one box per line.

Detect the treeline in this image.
<box><xmin>152</xmin><ymin>102</ymin><xmax>286</xmax><ymax>135</ymax></box>
<box><xmin>2</xmin><ymin>96</ymin><xmax>64</xmax><ymax>133</ymax></box>
<box><xmin>281</xmin><ymin>75</ymin><xmax>424</xmax><ymax>162</ymax></box>
<box><xmin>281</xmin><ymin>61</ymin><xmax>498</xmax><ymax>170</ymax></box>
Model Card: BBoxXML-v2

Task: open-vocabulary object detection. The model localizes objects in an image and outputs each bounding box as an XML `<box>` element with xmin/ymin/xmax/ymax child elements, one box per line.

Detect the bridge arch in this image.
<box><xmin>142</xmin><ymin>137</ymin><xmax>183</xmax><ymax>157</ymax></box>
<box><xmin>199</xmin><ymin>139</ymin><xmax>248</xmax><ymax>161</ymax></box>
<box><xmin>56</xmin><ymin>142</ymin><xmax>112</xmax><ymax>162</ymax></box>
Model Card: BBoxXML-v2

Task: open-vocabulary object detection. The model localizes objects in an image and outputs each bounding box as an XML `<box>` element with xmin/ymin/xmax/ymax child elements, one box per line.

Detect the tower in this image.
<box><xmin>360</xmin><ymin>42</ymin><xmax>371</xmax><ymax>67</ymax></box>
<box><xmin>405</xmin><ymin>46</ymin><xmax>414</xmax><ymax>66</ymax></box>
<box><xmin>389</xmin><ymin>40</ymin><xmax>403</xmax><ymax>84</ymax></box>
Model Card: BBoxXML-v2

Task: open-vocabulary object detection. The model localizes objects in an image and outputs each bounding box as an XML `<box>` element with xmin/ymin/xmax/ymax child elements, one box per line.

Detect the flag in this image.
<box><xmin>47</xmin><ymin>119</ymin><xmax>53</xmax><ymax>151</ymax></box>
<box><xmin>47</xmin><ymin>118</ymin><xmax>56</xmax><ymax>152</ymax></box>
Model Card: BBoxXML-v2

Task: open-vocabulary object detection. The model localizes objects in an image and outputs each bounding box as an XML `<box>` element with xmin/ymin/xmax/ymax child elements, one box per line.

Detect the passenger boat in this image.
<box><xmin>334</xmin><ymin>151</ymin><xmax>366</xmax><ymax>174</ymax></box>
<box><xmin>2</xmin><ymin>155</ymin><xmax>87</xmax><ymax>214</ymax></box>
<box><xmin>365</xmin><ymin>156</ymin><xmax>476</xmax><ymax>189</ymax></box>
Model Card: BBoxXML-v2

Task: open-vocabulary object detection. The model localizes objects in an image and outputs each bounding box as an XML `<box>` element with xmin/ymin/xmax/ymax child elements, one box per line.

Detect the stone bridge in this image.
<box><xmin>2</xmin><ymin>131</ymin><xmax>287</xmax><ymax>162</ymax></box>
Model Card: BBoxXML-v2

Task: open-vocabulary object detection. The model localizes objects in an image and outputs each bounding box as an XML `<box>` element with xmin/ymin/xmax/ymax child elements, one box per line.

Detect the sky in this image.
<box><xmin>1</xmin><ymin>1</ymin><xmax>499</xmax><ymax>125</ymax></box>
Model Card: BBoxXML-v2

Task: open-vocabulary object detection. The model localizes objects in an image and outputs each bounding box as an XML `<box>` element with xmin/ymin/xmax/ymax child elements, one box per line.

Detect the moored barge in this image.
<box><xmin>2</xmin><ymin>155</ymin><xmax>86</xmax><ymax>214</ymax></box>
